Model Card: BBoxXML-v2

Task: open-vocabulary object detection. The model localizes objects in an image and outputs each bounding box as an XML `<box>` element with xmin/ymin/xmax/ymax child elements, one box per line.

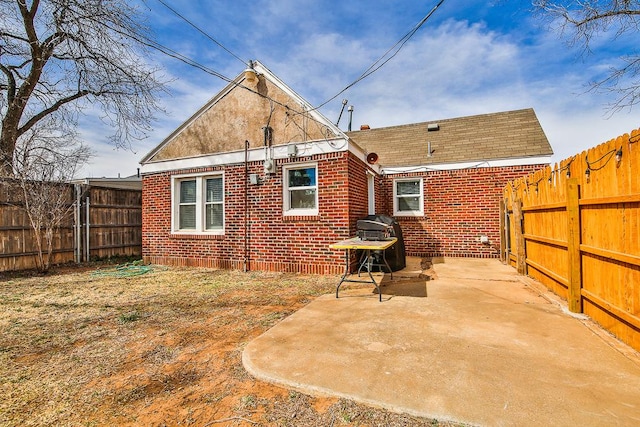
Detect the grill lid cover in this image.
<box><xmin>356</xmin><ymin>219</ymin><xmax>393</xmax><ymax>240</ymax></box>
<box><xmin>356</xmin><ymin>219</ymin><xmax>391</xmax><ymax>231</ymax></box>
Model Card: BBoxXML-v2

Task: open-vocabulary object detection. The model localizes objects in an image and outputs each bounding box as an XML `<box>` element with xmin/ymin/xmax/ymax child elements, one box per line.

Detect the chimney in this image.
<box><xmin>360</xmin><ymin>124</ymin><xmax>370</xmax><ymax>130</ymax></box>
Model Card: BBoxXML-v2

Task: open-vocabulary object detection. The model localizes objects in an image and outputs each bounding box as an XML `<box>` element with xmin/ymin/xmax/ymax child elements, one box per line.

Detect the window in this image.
<box><xmin>283</xmin><ymin>163</ymin><xmax>318</xmax><ymax>216</ymax></box>
<box><xmin>393</xmin><ymin>178</ymin><xmax>423</xmax><ymax>216</ymax></box>
<box><xmin>173</xmin><ymin>173</ymin><xmax>224</xmax><ymax>234</ymax></box>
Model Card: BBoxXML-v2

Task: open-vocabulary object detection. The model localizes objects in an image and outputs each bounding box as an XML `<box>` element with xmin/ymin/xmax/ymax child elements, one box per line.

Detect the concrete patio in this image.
<box><xmin>243</xmin><ymin>257</ymin><xmax>640</xmax><ymax>426</ymax></box>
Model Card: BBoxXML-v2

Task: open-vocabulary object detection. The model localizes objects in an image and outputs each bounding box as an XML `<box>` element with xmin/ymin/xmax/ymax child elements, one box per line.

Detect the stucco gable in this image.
<box><xmin>142</xmin><ymin>62</ymin><xmax>344</xmax><ymax>164</ymax></box>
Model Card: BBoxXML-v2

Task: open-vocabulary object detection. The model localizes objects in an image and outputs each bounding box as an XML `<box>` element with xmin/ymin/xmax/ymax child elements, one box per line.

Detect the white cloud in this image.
<box><xmin>73</xmin><ymin>1</ymin><xmax>639</xmax><ymax>177</ymax></box>
<box><xmin>324</xmin><ymin>20</ymin><xmax>525</xmax><ymax>126</ymax></box>
<box><xmin>319</xmin><ymin>18</ymin><xmax>640</xmax><ymax>164</ymax></box>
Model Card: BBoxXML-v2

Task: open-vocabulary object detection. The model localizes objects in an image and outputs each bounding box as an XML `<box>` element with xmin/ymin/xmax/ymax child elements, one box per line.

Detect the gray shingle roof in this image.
<box><xmin>345</xmin><ymin>108</ymin><xmax>552</xmax><ymax>167</ymax></box>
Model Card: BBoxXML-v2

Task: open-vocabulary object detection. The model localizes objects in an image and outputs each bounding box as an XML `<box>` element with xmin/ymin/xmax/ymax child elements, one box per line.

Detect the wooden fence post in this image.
<box><xmin>566</xmin><ymin>178</ymin><xmax>583</xmax><ymax>313</ymax></box>
<box><xmin>499</xmin><ymin>199</ymin><xmax>506</xmax><ymax>263</ymax></box>
<box><xmin>513</xmin><ymin>199</ymin><xmax>527</xmax><ymax>275</ymax></box>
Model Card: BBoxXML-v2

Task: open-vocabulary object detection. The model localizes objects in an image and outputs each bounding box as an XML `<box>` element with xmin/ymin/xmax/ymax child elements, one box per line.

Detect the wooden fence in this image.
<box><xmin>502</xmin><ymin>128</ymin><xmax>640</xmax><ymax>351</ymax></box>
<box><xmin>0</xmin><ymin>181</ymin><xmax>142</xmax><ymax>271</ymax></box>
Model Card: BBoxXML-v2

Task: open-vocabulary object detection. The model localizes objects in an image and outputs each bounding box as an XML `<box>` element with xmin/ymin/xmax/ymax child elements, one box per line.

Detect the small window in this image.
<box><xmin>283</xmin><ymin>163</ymin><xmax>318</xmax><ymax>216</ymax></box>
<box><xmin>173</xmin><ymin>174</ymin><xmax>224</xmax><ymax>234</ymax></box>
<box><xmin>394</xmin><ymin>178</ymin><xmax>423</xmax><ymax>216</ymax></box>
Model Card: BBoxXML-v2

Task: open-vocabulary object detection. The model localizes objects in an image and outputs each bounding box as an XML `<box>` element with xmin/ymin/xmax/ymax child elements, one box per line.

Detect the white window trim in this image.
<box><xmin>282</xmin><ymin>162</ymin><xmax>319</xmax><ymax>216</ymax></box>
<box><xmin>171</xmin><ymin>172</ymin><xmax>225</xmax><ymax>235</ymax></box>
<box><xmin>393</xmin><ymin>177</ymin><xmax>424</xmax><ymax>217</ymax></box>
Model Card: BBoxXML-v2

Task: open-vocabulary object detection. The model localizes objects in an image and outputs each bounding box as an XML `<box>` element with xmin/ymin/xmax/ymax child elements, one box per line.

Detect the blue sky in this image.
<box><xmin>79</xmin><ymin>0</ymin><xmax>639</xmax><ymax>177</ymax></box>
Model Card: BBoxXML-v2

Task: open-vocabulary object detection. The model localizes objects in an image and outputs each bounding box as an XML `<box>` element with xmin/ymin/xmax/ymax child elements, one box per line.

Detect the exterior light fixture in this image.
<box><xmin>616</xmin><ymin>149</ymin><xmax>623</xmax><ymax>164</ymax></box>
<box><xmin>585</xmin><ymin>168</ymin><xmax>591</xmax><ymax>182</ymax></box>
<box><xmin>566</xmin><ymin>169</ymin><xmax>571</xmax><ymax>178</ymax></box>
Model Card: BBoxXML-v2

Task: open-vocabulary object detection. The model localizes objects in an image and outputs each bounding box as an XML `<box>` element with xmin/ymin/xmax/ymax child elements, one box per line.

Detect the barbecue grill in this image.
<box><xmin>355</xmin><ymin>214</ymin><xmax>406</xmax><ymax>272</ymax></box>
<box><xmin>356</xmin><ymin>219</ymin><xmax>393</xmax><ymax>241</ymax></box>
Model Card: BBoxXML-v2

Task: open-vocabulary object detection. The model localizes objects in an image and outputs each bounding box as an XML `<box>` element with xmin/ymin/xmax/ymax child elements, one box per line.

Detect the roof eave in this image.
<box><xmin>380</xmin><ymin>154</ymin><xmax>553</xmax><ymax>174</ymax></box>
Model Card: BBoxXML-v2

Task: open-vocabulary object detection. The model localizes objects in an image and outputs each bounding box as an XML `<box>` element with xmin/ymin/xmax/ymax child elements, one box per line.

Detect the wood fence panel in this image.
<box><xmin>0</xmin><ymin>218</ymin><xmax>75</xmax><ymax>271</ymax></box>
<box><xmin>0</xmin><ymin>181</ymin><xmax>142</xmax><ymax>271</ymax></box>
<box><xmin>524</xmin><ymin>241</ymin><xmax>569</xmax><ymax>298</ymax></box>
<box><xmin>503</xmin><ymin>128</ymin><xmax>640</xmax><ymax>351</ymax></box>
<box><xmin>1</xmin><ymin>207</ymin><xmax>27</xmax><ymax>256</ymax></box>
<box><xmin>86</xmin><ymin>186</ymin><xmax>142</xmax><ymax>260</ymax></box>
<box><xmin>582</xmin><ymin>256</ymin><xmax>640</xmax><ymax>350</ymax></box>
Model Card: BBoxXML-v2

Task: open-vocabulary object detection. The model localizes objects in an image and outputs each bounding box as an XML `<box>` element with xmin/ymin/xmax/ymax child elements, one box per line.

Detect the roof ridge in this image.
<box><xmin>346</xmin><ymin>108</ymin><xmax>535</xmax><ymax>134</ymax></box>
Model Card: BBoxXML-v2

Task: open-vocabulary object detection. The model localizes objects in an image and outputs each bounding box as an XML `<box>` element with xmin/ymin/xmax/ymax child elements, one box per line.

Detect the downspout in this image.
<box><xmin>244</xmin><ymin>140</ymin><xmax>249</xmax><ymax>272</ymax></box>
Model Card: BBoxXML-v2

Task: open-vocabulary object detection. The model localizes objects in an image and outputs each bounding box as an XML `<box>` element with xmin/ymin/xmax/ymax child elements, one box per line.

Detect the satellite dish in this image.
<box><xmin>366</xmin><ymin>152</ymin><xmax>378</xmax><ymax>164</ymax></box>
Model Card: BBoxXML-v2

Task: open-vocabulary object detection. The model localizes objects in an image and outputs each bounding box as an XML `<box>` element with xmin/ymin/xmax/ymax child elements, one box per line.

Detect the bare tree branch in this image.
<box><xmin>3</xmin><ymin>115</ymin><xmax>91</xmax><ymax>271</ymax></box>
<box><xmin>533</xmin><ymin>1</ymin><xmax>640</xmax><ymax>112</ymax></box>
<box><xmin>1</xmin><ymin>0</ymin><xmax>167</xmax><ymax>176</ymax></box>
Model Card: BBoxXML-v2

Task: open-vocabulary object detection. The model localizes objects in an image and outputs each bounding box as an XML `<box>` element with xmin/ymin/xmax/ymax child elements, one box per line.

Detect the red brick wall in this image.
<box><xmin>347</xmin><ymin>155</ymin><xmax>373</xmax><ymax>234</ymax></box>
<box><xmin>381</xmin><ymin>165</ymin><xmax>543</xmax><ymax>258</ymax></box>
<box><xmin>143</xmin><ymin>156</ymin><xmax>542</xmax><ymax>272</ymax></box>
<box><xmin>142</xmin><ymin>151</ymin><xmax>369</xmax><ymax>274</ymax></box>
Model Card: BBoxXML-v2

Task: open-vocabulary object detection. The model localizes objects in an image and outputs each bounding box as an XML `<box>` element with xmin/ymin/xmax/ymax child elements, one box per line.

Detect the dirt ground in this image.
<box><xmin>0</xmin><ymin>263</ymin><xmax>466</xmax><ymax>427</ymax></box>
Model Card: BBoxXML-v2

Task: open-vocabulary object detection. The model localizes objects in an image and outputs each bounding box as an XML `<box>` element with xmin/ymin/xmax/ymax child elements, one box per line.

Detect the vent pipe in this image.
<box><xmin>336</xmin><ymin>99</ymin><xmax>348</xmax><ymax>127</ymax></box>
<box><xmin>348</xmin><ymin>105</ymin><xmax>354</xmax><ymax>131</ymax></box>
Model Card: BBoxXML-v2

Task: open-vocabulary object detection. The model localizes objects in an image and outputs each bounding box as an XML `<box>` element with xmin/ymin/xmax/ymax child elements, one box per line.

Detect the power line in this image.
<box><xmin>151</xmin><ymin>0</ymin><xmax>248</xmax><ymax>67</ymax></box>
<box><xmin>146</xmin><ymin>0</ymin><xmax>445</xmax><ymax>118</ymax></box>
<box><xmin>92</xmin><ymin>18</ymin><xmax>340</xmax><ymax>137</ymax></box>
<box><xmin>312</xmin><ymin>0</ymin><xmax>446</xmax><ymax>111</ymax></box>
<box><xmin>140</xmin><ymin>0</ymin><xmax>445</xmax><ymax>129</ymax></box>
<box><xmin>95</xmin><ymin>2</ymin><xmax>445</xmax><ymax>137</ymax></box>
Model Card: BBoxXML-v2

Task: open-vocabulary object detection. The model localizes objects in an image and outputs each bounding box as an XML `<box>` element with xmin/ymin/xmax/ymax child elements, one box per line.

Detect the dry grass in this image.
<box><xmin>0</xmin><ymin>264</ymin><xmax>465</xmax><ymax>426</ymax></box>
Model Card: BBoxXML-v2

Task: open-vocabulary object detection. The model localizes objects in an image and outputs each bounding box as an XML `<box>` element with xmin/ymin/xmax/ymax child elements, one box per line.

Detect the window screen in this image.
<box><xmin>287</xmin><ymin>167</ymin><xmax>317</xmax><ymax>210</ymax></box>
<box><xmin>205</xmin><ymin>177</ymin><xmax>223</xmax><ymax>230</ymax></box>
<box><xmin>395</xmin><ymin>178</ymin><xmax>423</xmax><ymax>215</ymax></box>
<box><xmin>179</xmin><ymin>180</ymin><xmax>196</xmax><ymax>229</ymax></box>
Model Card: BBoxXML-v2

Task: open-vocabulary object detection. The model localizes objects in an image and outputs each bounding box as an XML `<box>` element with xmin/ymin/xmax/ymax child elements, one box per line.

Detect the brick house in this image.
<box><xmin>140</xmin><ymin>61</ymin><xmax>552</xmax><ymax>274</ymax></box>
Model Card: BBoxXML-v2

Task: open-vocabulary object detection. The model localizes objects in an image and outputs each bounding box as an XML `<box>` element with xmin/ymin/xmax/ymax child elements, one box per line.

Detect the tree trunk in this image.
<box><xmin>0</xmin><ymin>119</ymin><xmax>17</xmax><ymax>177</ymax></box>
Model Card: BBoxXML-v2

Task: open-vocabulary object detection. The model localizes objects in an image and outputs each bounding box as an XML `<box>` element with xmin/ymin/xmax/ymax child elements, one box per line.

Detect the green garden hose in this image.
<box><xmin>91</xmin><ymin>260</ymin><xmax>163</xmax><ymax>278</ymax></box>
